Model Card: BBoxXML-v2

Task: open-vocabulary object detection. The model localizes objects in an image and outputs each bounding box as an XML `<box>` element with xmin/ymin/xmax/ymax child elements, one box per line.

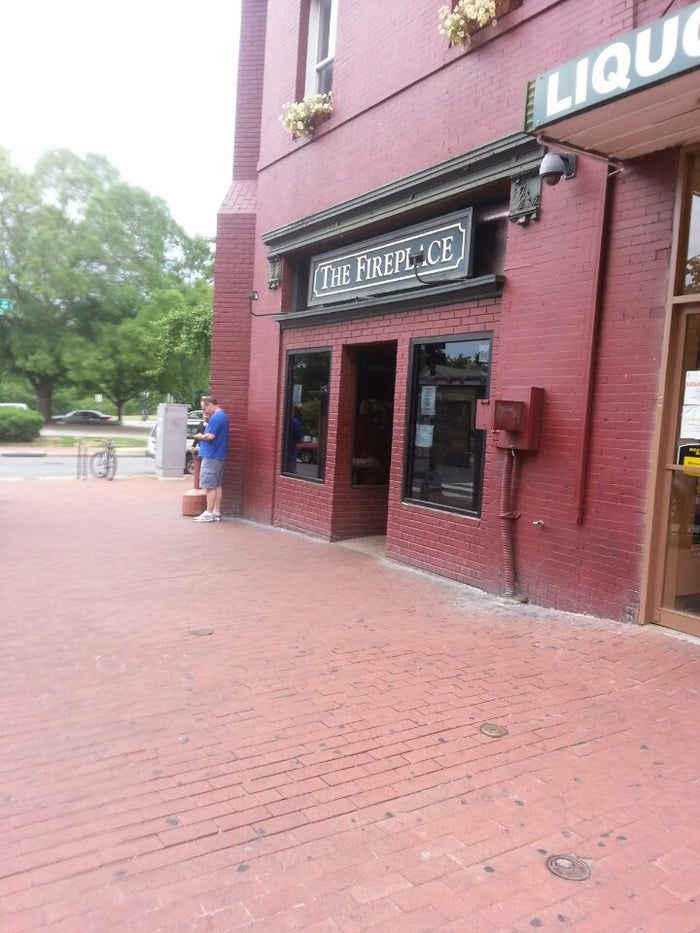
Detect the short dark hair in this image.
<box><xmin>201</xmin><ymin>395</ymin><xmax>217</xmax><ymax>405</ymax></box>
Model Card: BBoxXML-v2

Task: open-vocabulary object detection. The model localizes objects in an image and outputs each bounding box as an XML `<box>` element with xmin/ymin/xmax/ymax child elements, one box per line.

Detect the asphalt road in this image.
<box><xmin>0</xmin><ymin>419</ymin><xmax>156</xmax><ymax>480</ymax></box>
<box><xmin>0</xmin><ymin>449</ymin><xmax>157</xmax><ymax>480</ymax></box>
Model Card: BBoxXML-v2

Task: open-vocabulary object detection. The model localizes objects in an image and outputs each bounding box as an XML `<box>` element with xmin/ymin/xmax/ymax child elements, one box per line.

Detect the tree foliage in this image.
<box><xmin>66</xmin><ymin>282</ymin><xmax>213</xmax><ymax>418</ymax></box>
<box><xmin>0</xmin><ymin>148</ymin><xmax>213</xmax><ymax>420</ymax></box>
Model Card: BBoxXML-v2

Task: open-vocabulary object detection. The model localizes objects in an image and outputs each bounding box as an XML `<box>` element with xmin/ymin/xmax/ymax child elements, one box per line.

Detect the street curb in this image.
<box><xmin>1</xmin><ymin>447</ymin><xmax>147</xmax><ymax>458</ymax></box>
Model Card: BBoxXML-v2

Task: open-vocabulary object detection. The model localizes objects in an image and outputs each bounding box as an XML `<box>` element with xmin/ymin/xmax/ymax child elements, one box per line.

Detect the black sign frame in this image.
<box><xmin>308</xmin><ymin>209</ymin><xmax>474</xmax><ymax>308</ymax></box>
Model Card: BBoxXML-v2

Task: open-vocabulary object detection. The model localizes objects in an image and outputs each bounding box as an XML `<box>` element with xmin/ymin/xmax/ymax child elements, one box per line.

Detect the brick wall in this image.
<box><xmin>212</xmin><ymin>0</ymin><xmax>267</xmax><ymax>516</ymax></box>
<box><xmin>212</xmin><ymin>191</ymin><xmax>256</xmax><ymax>517</ymax></box>
<box><xmin>218</xmin><ymin>0</ymin><xmax>685</xmax><ymax>620</ymax></box>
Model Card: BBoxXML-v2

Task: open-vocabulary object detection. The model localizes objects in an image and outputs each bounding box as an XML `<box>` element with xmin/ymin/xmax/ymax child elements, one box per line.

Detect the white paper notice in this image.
<box><xmin>420</xmin><ymin>386</ymin><xmax>436</xmax><ymax>417</ymax></box>
<box><xmin>415</xmin><ymin>424</ymin><xmax>434</xmax><ymax>448</ymax></box>
<box><xmin>680</xmin><ymin>371</ymin><xmax>700</xmax><ymax>438</ymax></box>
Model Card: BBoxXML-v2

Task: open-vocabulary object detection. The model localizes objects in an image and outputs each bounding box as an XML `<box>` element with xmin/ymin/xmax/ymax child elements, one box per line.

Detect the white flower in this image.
<box><xmin>280</xmin><ymin>92</ymin><xmax>333</xmax><ymax>140</ymax></box>
<box><xmin>438</xmin><ymin>0</ymin><xmax>498</xmax><ymax>48</ymax></box>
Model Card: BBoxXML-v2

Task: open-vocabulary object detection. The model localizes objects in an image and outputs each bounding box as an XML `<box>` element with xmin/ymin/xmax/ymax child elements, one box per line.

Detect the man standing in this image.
<box><xmin>193</xmin><ymin>395</ymin><xmax>229</xmax><ymax>523</ymax></box>
<box><xmin>286</xmin><ymin>407</ymin><xmax>305</xmax><ymax>473</ymax></box>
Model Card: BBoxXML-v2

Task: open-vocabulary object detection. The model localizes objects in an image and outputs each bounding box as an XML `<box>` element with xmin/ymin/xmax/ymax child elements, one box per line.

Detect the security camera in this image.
<box><xmin>539</xmin><ymin>152</ymin><xmax>576</xmax><ymax>186</ymax></box>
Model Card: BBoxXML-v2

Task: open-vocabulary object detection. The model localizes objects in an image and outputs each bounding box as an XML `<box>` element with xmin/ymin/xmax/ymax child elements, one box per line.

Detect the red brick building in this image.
<box><xmin>212</xmin><ymin>0</ymin><xmax>700</xmax><ymax>636</ymax></box>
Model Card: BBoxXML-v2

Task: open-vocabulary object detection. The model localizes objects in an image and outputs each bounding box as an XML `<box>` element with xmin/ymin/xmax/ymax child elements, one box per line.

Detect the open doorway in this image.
<box><xmin>333</xmin><ymin>342</ymin><xmax>397</xmax><ymax>542</ymax></box>
<box><xmin>352</xmin><ymin>344</ymin><xmax>396</xmax><ymax>486</ymax></box>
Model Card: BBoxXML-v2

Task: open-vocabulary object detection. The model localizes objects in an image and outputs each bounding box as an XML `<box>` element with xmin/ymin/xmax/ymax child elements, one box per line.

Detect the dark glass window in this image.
<box><xmin>405</xmin><ymin>335</ymin><xmax>491</xmax><ymax>514</ymax></box>
<box><xmin>282</xmin><ymin>350</ymin><xmax>331</xmax><ymax>480</ymax></box>
<box><xmin>683</xmin><ymin>154</ymin><xmax>700</xmax><ymax>294</ymax></box>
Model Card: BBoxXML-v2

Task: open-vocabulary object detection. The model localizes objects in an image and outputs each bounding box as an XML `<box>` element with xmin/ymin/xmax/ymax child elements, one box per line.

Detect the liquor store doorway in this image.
<box><xmin>657</xmin><ymin>308</ymin><xmax>700</xmax><ymax>636</ymax></box>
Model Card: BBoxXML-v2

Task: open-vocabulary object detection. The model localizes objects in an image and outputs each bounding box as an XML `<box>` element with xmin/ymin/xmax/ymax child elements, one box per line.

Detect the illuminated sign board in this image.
<box><xmin>531</xmin><ymin>1</ymin><xmax>700</xmax><ymax>129</ymax></box>
<box><xmin>308</xmin><ymin>209</ymin><xmax>473</xmax><ymax>307</ymax></box>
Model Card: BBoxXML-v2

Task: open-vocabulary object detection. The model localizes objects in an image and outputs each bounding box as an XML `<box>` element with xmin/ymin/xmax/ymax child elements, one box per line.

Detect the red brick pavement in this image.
<box><xmin>1</xmin><ymin>477</ymin><xmax>699</xmax><ymax>931</ymax></box>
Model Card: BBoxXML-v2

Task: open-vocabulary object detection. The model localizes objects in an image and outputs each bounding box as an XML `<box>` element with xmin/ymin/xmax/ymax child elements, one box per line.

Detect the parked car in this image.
<box><xmin>187</xmin><ymin>409</ymin><xmax>205</xmax><ymax>438</ymax></box>
<box><xmin>51</xmin><ymin>409</ymin><xmax>112</xmax><ymax>424</ymax></box>
<box><xmin>0</xmin><ymin>402</ymin><xmax>28</xmax><ymax>410</ymax></box>
<box><xmin>145</xmin><ymin>424</ymin><xmax>195</xmax><ymax>474</ymax></box>
<box><xmin>296</xmin><ymin>440</ymin><xmax>318</xmax><ymax>464</ymax></box>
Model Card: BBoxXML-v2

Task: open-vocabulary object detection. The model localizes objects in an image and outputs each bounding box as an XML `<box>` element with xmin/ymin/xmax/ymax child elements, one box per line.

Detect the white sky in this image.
<box><xmin>2</xmin><ymin>0</ymin><xmax>241</xmax><ymax>238</ymax></box>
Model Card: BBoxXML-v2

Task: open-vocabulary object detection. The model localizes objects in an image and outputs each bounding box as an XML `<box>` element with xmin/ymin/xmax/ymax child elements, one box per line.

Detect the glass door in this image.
<box><xmin>659</xmin><ymin>310</ymin><xmax>700</xmax><ymax>636</ymax></box>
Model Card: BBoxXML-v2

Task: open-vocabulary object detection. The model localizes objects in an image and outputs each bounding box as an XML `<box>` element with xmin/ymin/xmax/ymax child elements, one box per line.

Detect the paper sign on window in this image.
<box><xmin>415</xmin><ymin>424</ymin><xmax>434</xmax><ymax>448</ymax></box>
<box><xmin>420</xmin><ymin>386</ymin><xmax>436</xmax><ymax>417</ymax></box>
<box><xmin>680</xmin><ymin>370</ymin><xmax>700</xmax><ymax>439</ymax></box>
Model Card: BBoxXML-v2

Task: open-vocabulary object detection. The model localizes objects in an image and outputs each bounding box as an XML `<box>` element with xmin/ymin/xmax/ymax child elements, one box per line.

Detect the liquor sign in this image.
<box><xmin>308</xmin><ymin>209</ymin><xmax>473</xmax><ymax>308</ymax></box>
<box><xmin>531</xmin><ymin>1</ymin><xmax>700</xmax><ymax>129</ymax></box>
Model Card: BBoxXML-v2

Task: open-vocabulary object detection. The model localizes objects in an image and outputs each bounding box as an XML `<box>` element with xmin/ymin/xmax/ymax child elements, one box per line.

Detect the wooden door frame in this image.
<box><xmin>640</xmin><ymin>148</ymin><xmax>700</xmax><ymax>636</ymax></box>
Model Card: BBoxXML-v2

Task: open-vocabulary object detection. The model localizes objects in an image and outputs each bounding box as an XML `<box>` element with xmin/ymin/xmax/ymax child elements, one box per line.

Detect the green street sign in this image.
<box><xmin>0</xmin><ymin>298</ymin><xmax>13</xmax><ymax>312</ymax></box>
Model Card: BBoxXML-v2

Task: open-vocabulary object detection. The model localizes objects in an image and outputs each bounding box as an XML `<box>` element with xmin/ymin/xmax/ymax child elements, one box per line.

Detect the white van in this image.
<box><xmin>145</xmin><ymin>424</ymin><xmax>195</xmax><ymax>474</ymax></box>
<box><xmin>0</xmin><ymin>402</ymin><xmax>28</xmax><ymax>409</ymax></box>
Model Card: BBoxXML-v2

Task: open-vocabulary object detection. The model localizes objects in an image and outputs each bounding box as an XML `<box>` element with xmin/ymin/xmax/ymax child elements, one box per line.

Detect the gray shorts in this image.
<box><xmin>199</xmin><ymin>458</ymin><xmax>226</xmax><ymax>489</ymax></box>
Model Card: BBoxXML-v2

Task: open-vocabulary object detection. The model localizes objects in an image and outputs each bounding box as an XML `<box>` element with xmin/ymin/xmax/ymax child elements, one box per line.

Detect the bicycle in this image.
<box><xmin>90</xmin><ymin>438</ymin><xmax>117</xmax><ymax>481</ymax></box>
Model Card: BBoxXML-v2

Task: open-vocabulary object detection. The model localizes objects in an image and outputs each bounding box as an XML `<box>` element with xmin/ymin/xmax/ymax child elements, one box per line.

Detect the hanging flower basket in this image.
<box><xmin>438</xmin><ymin>0</ymin><xmax>520</xmax><ymax>48</ymax></box>
<box><xmin>280</xmin><ymin>92</ymin><xmax>333</xmax><ymax>141</ymax></box>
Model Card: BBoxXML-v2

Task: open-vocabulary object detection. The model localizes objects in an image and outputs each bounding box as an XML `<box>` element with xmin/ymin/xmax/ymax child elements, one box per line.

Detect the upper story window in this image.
<box><xmin>305</xmin><ymin>0</ymin><xmax>337</xmax><ymax>96</ymax></box>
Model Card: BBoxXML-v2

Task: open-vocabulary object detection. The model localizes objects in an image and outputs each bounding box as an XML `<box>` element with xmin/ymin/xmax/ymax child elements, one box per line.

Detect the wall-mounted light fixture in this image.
<box><xmin>408</xmin><ymin>247</ymin><xmax>471</xmax><ymax>288</ymax></box>
<box><xmin>248</xmin><ymin>290</ymin><xmax>281</xmax><ymax>319</ymax></box>
<box><xmin>408</xmin><ymin>248</ymin><xmax>433</xmax><ymax>285</ymax></box>
<box><xmin>539</xmin><ymin>152</ymin><xmax>576</xmax><ymax>186</ymax></box>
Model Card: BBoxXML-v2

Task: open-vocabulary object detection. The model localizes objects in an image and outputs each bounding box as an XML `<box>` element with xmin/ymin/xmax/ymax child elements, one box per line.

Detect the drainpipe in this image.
<box><xmin>499</xmin><ymin>447</ymin><xmax>520</xmax><ymax>596</ymax></box>
<box><xmin>574</xmin><ymin>166</ymin><xmax>616</xmax><ymax>525</ymax></box>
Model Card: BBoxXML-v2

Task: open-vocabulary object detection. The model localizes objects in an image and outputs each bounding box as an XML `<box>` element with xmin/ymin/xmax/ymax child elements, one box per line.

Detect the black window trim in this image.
<box><xmin>403</xmin><ymin>330</ymin><xmax>493</xmax><ymax>518</ymax></box>
<box><xmin>281</xmin><ymin>345</ymin><xmax>332</xmax><ymax>483</ymax></box>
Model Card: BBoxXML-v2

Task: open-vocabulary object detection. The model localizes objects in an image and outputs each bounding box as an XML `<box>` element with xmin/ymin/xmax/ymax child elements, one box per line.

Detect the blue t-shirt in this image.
<box><xmin>200</xmin><ymin>408</ymin><xmax>229</xmax><ymax>460</ymax></box>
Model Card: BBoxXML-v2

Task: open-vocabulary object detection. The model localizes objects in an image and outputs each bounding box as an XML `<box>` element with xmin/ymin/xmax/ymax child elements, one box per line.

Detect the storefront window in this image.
<box><xmin>683</xmin><ymin>155</ymin><xmax>700</xmax><ymax>294</ymax></box>
<box><xmin>282</xmin><ymin>350</ymin><xmax>330</xmax><ymax>480</ymax></box>
<box><xmin>405</xmin><ymin>335</ymin><xmax>490</xmax><ymax>514</ymax></box>
<box><xmin>663</xmin><ymin>311</ymin><xmax>700</xmax><ymax>616</ymax></box>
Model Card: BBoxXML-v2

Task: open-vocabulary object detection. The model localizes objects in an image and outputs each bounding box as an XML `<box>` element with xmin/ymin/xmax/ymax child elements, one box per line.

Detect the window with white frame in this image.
<box><xmin>305</xmin><ymin>0</ymin><xmax>337</xmax><ymax>96</ymax></box>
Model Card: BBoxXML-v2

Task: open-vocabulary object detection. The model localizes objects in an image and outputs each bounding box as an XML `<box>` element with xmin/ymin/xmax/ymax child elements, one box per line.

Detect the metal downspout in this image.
<box><xmin>499</xmin><ymin>447</ymin><xmax>520</xmax><ymax>596</ymax></box>
<box><xmin>574</xmin><ymin>167</ymin><xmax>615</xmax><ymax>525</ymax></box>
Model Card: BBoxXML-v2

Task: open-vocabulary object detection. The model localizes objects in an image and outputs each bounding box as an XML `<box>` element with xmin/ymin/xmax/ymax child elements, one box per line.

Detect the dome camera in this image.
<box><xmin>539</xmin><ymin>151</ymin><xmax>576</xmax><ymax>186</ymax></box>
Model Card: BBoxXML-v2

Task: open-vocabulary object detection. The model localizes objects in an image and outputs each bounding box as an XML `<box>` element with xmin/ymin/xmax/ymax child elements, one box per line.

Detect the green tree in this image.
<box><xmin>140</xmin><ymin>282</ymin><xmax>212</xmax><ymax>407</ymax></box>
<box><xmin>0</xmin><ymin>148</ymin><xmax>212</xmax><ymax>420</ymax></box>
<box><xmin>68</xmin><ymin>282</ymin><xmax>213</xmax><ymax>418</ymax></box>
<box><xmin>66</xmin><ymin>317</ymin><xmax>155</xmax><ymax>421</ymax></box>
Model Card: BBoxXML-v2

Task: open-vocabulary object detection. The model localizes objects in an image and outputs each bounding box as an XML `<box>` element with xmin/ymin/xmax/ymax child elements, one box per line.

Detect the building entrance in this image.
<box><xmin>351</xmin><ymin>344</ymin><xmax>396</xmax><ymax>488</ymax></box>
<box><xmin>331</xmin><ymin>342</ymin><xmax>396</xmax><ymax>543</ymax></box>
<box><xmin>644</xmin><ymin>151</ymin><xmax>700</xmax><ymax>635</ymax></box>
<box><xmin>658</xmin><ymin>309</ymin><xmax>700</xmax><ymax>636</ymax></box>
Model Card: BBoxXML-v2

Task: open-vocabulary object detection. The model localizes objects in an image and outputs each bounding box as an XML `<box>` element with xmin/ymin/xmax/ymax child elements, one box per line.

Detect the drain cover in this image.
<box><xmin>479</xmin><ymin>723</ymin><xmax>509</xmax><ymax>738</ymax></box>
<box><xmin>545</xmin><ymin>854</ymin><xmax>591</xmax><ymax>881</ymax></box>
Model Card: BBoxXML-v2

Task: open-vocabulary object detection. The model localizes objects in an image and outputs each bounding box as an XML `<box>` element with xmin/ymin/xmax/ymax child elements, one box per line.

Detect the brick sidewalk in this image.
<box><xmin>1</xmin><ymin>478</ymin><xmax>699</xmax><ymax>931</ymax></box>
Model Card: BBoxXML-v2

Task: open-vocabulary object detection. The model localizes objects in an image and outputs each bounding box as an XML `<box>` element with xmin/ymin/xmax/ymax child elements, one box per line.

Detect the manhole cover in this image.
<box><xmin>191</xmin><ymin>627</ymin><xmax>214</xmax><ymax>637</ymax></box>
<box><xmin>479</xmin><ymin>723</ymin><xmax>509</xmax><ymax>738</ymax></box>
<box><xmin>545</xmin><ymin>854</ymin><xmax>591</xmax><ymax>881</ymax></box>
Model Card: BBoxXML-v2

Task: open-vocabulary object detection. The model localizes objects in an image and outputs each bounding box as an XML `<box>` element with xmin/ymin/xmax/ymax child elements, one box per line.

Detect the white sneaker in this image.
<box><xmin>212</xmin><ymin>512</ymin><xmax>222</xmax><ymax>522</ymax></box>
<box><xmin>194</xmin><ymin>511</ymin><xmax>214</xmax><ymax>523</ymax></box>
